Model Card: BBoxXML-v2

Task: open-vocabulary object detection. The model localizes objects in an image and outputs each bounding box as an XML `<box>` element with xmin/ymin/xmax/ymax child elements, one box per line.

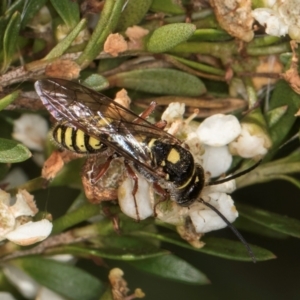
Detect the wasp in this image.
<box><xmin>35</xmin><ymin>78</ymin><xmax>259</xmax><ymax>262</ymax></box>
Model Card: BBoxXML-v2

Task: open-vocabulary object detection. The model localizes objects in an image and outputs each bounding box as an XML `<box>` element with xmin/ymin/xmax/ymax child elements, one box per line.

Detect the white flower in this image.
<box><xmin>161</xmin><ymin>102</ymin><xmax>185</xmax><ymax>125</ymax></box>
<box><xmin>253</xmin><ymin>0</ymin><xmax>300</xmax><ymax>41</ymax></box>
<box><xmin>196</xmin><ymin>114</ymin><xmax>241</xmax><ymax>147</ymax></box>
<box><xmin>0</xmin><ymin>189</ymin><xmax>52</xmax><ymax>245</ymax></box>
<box><xmin>201</xmin><ymin>145</ymin><xmax>233</xmax><ymax>178</ymax></box>
<box><xmin>156</xmin><ymin>180</ymin><xmax>238</xmax><ymax>234</ymax></box>
<box><xmin>118</xmin><ymin>105</ymin><xmax>241</xmax><ymax>236</ymax></box>
<box><xmin>118</xmin><ymin>172</ymin><xmax>154</xmax><ymax>220</ymax></box>
<box><xmin>196</xmin><ymin>114</ymin><xmax>241</xmax><ymax>177</ymax></box>
<box><xmin>13</xmin><ymin>114</ymin><xmax>48</xmax><ymax>151</ymax></box>
<box><xmin>229</xmin><ymin>123</ymin><xmax>272</xmax><ymax>158</ymax></box>
<box><xmin>189</xmin><ymin>191</ymin><xmax>238</xmax><ymax>233</ymax></box>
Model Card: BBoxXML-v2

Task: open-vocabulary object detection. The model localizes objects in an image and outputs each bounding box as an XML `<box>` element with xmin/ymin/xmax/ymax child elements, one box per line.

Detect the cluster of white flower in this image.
<box><xmin>0</xmin><ymin>189</ymin><xmax>52</xmax><ymax>246</ymax></box>
<box><xmin>252</xmin><ymin>0</ymin><xmax>300</xmax><ymax>41</ymax></box>
<box><xmin>118</xmin><ymin>102</ymin><xmax>271</xmax><ymax>235</ymax></box>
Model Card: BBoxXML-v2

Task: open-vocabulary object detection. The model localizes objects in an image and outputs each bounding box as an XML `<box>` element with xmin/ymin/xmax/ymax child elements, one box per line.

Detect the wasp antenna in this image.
<box><xmin>200</xmin><ymin>198</ymin><xmax>257</xmax><ymax>263</ymax></box>
<box><xmin>208</xmin><ymin>160</ymin><xmax>262</xmax><ymax>186</ymax></box>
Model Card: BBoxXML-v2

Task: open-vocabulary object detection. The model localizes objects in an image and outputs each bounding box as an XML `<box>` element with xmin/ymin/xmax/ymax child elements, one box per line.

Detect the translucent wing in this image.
<box><xmin>35</xmin><ymin>78</ymin><xmax>179</xmax><ymax>175</ymax></box>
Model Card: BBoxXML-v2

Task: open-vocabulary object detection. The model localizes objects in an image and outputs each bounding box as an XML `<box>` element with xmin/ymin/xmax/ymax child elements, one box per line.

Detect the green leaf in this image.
<box><xmin>234</xmin><ymin>216</ymin><xmax>289</xmax><ymax>239</ymax></box>
<box><xmin>54</xmin><ymin>244</ymin><xmax>169</xmax><ymax>261</ymax></box>
<box><xmin>0</xmin><ymin>138</ymin><xmax>31</xmax><ymax>163</ymax></box>
<box><xmin>147</xmin><ymin>23</ymin><xmax>196</xmax><ymax>53</ymax></box>
<box><xmin>20</xmin><ymin>0</ymin><xmax>47</xmax><ymax>28</ymax></box>
<box><xmin>76</xmin><ymin>0</ymin><xmax>125</xmax><ymax>68</ymax></box>
<box><xmin>109</xmin><ymin>68</ymin><xmax>206</xmax><ymax>96</ymax></box>
<box><xmin>52</xmin><ymin>203</ymin><xmax>101</xmax><ymax>234</ymax></box>
<box><xmin>5</xmin><ymin>0</ymin><xmax>24</xmax><ymax>17</ymax></box>
<box><xmin>83</xmin><ymin>74</ymin><xmax>109</xmax><ymax>91</ymax></box>
<box><xmin>201</xmin><ymin>237</ymin><xmax>276</xmax><ymax>262</ymax></box>
<box><xmin>150</xmin><ymin>0</ymin><xmax>185</xmax><ymax>15</ymax></box>
<box><xmin>133</xmin><ymin>231</ymin><xmax>275</xmax><ymax>262</ymax></box>
<box><xmin>191</xmin><ymin>29</ymin><xmax>231</xmax><ymax>41</ymax></box>
<box><xmin>13</xmin><ymin>257</ymin><xmax>105</xmax><ymax>300</ymax></box>
<box><xmin>50</xmin><ymin>0</ymin><xmax>79</xmax><ymax>27</ymax></box>
<box><xmin>44</xmin><ymin>18</ymin><xmax>87</xmax><ymax>60</ymax></box>
<box><xmin>2</xmin><ymin>11</ymin><xmax>21</xmax><ymax>72</ymax></box>
<box><xmin>265</xmin><ymin>80</ymin><xmax>300</xmax><ymax>161</ymax></box>
<box><xmin>266</xmin><ymin>105</ymin><xmax>288</xmax><ymax>128</ymax></box>
<box><xmin>0</xmin><ymin>90</ymin><xmax>20</xmax><ymax>110</ymax></box>
<box><xmin>129</xmin><ymin>254</ymin><xmax>210</xmax><ymax>285</ymax></box>
<box><xmin>116</xmin><ymin>0</ymin><xmax>152</xmax><ymax>31</ymax></box>
<box><xmin>168</xmin><ymin>54</ymin><xmax>225</xmax><ymax>76</ymax></box>
<box><xmin>237</xmin><ymin>203</ymin><xmax>300</xmax><ymax>238</ymax></box>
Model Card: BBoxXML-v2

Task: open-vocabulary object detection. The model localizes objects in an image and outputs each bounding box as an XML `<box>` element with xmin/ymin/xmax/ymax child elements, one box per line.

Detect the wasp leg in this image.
<box><xmin>135</xmin><ymin>101</ymin><xmax>157</xmax><ymax>122</ymax></box>
<box><xmin>102</xmin><ymin>206</ymin><xmax>121</xmax><ymax>234</ymax></box>
<box><xmin>154</xmin><ymin>120</ymin><xmax>167</xmax><ymax>129</ymax></box>
<box><xmin>89</xmin><ymin>155</ymin><xmax>114</xmax><ymax>184</ymax></box>
<box><xmin>153</xmin><ymin>183</ymin><xmax>168</xmax><ymax>217</ymax></box>
<box><xmin>124</xmin><ymin>163</ymin><xmax>140</xmax><ymax>221</ymax></box>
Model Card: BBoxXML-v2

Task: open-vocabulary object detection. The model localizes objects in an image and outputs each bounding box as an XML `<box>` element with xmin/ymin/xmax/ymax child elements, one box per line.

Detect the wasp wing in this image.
<box><xmin>35</xmin><ymin>78</ymin><xmax>179</xmax><ymax>177</ymax></box>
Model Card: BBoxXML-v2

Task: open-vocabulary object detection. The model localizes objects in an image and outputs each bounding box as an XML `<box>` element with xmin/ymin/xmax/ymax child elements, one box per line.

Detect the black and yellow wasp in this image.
<box><xmin>35</xmin><ymin>78</ymin><xmax>258</xmax><ymax>262</ymax></box>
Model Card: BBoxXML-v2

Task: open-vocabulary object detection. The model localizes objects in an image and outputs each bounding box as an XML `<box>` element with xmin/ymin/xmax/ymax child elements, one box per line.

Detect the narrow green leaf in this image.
<box><xmin>147</xmin><ymin>23</ymin><xmax>196</xmax><ymax>53</ymax></box>
<box><xmin>109</xmin><ymin>68</ymin><xmax>206</xmax><ymax>96</ymax></box>
<box><xmin>53</xmin><ymin>244</ymin><xmax>169</xmax><ymax>261</ymax></box>
<box><xmin>168</xmin><ymin>54</ymin><xmax>225</xmax><ymax>75</ymax></box>
<box><xmin>83</xmin><ymin>74</ymin><xmax>109</xmax><ymax>91</ymax></box>
<box><xmin>2</xmin><ymin>11</ymin><xmax>21</xmax><ymax>72</ymax></box>
<box><xmin>50</xmin><ymin>0</ymin><xmax>79</xmax><ymax>27</ymax></box>
<box><xmin>234</xmin><ymin>216</ymin><xmax>289</xmax><ymax>239</ymax></box>
<box><xmin>52</xmin><ymin>203</ymin><xmax>101</xmax><ymax>234</ymax></box>
<box><xmin>20</xmin><ymin>0</ymin><xmax>47</xmax><ymax>28</ymax></box>
<box><xmin>237</xmin><ymin>203</ymin><xmax>300</xmax><ymax>238</ymax></box>
<box><xmin>0</xmin><ymin>138</ymin><xmax>31</xmax><ymax>163</ymax></box>
<box><xmin>265</xmin><ymin>80</ymin><xmax>300</xmax><ymax>161</ymax></box>
<box><xmin>273</xmin><ymin>174</ymin><xmax>300</xmax><ymax>189</ymax></box>
<box><xmin>4</xmin><ymin>0</ymin><xmax>24</xmax><ymax>17</ymax></box>
<box><xmin>0</xmin><ymin>90</ymin><xmax>20</xmax><ymax>110</ymax></box>
<box><xmin>13</xmin><ymin>257</ymin><xmax>105</xmax><ymax>300</ymax></box>
<box><xmin>191</xmin><ymin>28</ymin><xmax>231</xmax><ymax>41</ymax></box>
<box><xmin>150</xmin><ymin>0</ymin><xmax>185</xmax><ymax>15</ymax></box>
<box><xmin>129</xmin><ymin>254</ymin><xmax>210</xmax><ymax>285</ymax></box>
<box><xmin>44</xmin><ymin>18</ymin><xmax>87</xmax><ymax>60</ymax></box>
<box><xmin>76</xmin><ymin>0</ymin><xmax>125</xmax><ymax>68</ymax></box>
<box><xmin>266</xmin><ymin>105</ymin><xmax>288</xmax><ymax>128</ymax></box>
<box><xmin>201</xmin><ymin>237</ymin><xmax>276</xmax><ymax>262</ymax></box>
<box><xmin>117</xmin><ymin>0</ymin><xmax>152</xmax><ymax>31</ymax></box>
<box><xmin>133</xmin><ymin>231</ymin><xmax>275</xmax><ymax>262</ymax></box>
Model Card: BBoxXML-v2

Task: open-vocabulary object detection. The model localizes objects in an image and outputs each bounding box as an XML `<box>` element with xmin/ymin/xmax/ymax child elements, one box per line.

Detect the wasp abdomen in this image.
<box><xmin>52</xmin><ymin>123</ymin><xmax>105</xmax><ymax>154</ymax></box>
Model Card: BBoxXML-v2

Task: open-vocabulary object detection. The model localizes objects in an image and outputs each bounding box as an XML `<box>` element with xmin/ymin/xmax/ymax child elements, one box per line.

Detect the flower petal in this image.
<box><xmin>229</xmin><ymin>123</ymin><xmax>270</xmax><ymax>158</ymax></box>
<box><xmin>201</xmin><ymin>145</ymin><xmax>232</xmax><ymax>178</ymax></box>
<box><xmin>189</xmin><ymin>193</ymin><xmax>238</xmax><ymax>233</ymax></box>
<box><xmin>12</xmin><ymin>114</ymin><xmax>48</xmax><ymax>151</ymax></box>
<box><xmin>196</xmin><ymin>114</ymin><xmax>241</xmax><ymax>146</ymax></box>
<box><xmin>0</xmin><ymin>201</ymin><xmax>15</xmax><ymax>237</ymax></box>
<box><xmin>10</xmin><ymin>190</ymin><xmax>38</xmax><ymax>218</ymax></box>
<box><xmin>5</xmin><ymin>219</ymin><xmax>53</xmax><ymax>246</ymax></box>
<box><xmin>118</xmin><ymin>173</ymin><xmax>154</xmax><ymax>220</ymax></box>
